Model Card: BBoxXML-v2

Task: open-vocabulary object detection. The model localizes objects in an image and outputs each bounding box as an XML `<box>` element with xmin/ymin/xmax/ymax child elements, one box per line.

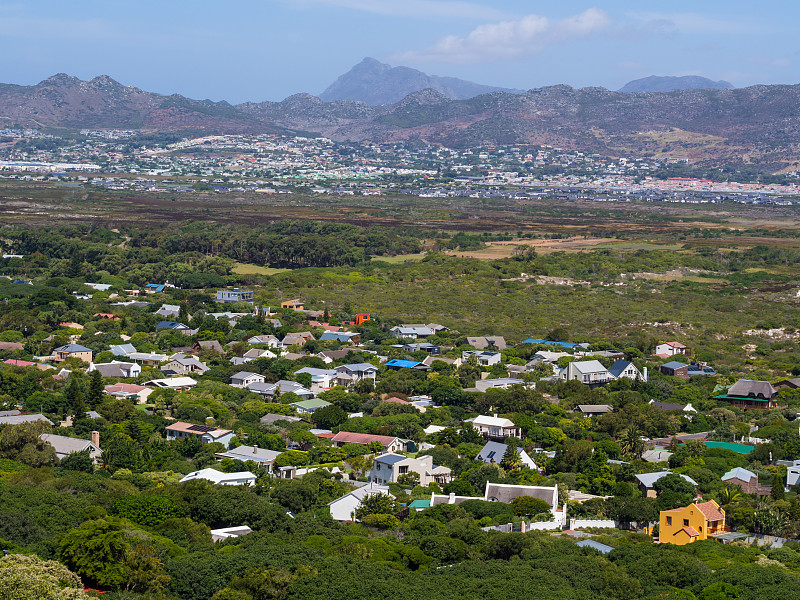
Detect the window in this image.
<box><xmin>666</xmin><ymin>516</ymin><xmax>672</xmax><ymax>526</ymax></box>
<box><xmin>683</xmin><ymin>519</ymin><xmax>689</xmax><ymax>526</ymax></box>
<box><xmin>399</xmin><ymin>466</ymin><xmax>409</xmax><ymax>475</ymax></box>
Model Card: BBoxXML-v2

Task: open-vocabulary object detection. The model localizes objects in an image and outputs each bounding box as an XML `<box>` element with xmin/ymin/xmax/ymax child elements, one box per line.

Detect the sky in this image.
<box><xmin>0</xmin><ymin>1</ymin><xmax>797</xmax><ymax>103</ymax></box>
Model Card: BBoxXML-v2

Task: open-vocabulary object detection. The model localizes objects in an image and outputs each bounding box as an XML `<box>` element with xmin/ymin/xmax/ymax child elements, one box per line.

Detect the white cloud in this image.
<box><xmin>396</xmin><ymin>7</ymin><xmax>613</xmax><ymax>64</ymax></box>
<box><xmin>284</xmin><ymin>0</ymin><xmax>508</xmax><ymax>20</ymax></box>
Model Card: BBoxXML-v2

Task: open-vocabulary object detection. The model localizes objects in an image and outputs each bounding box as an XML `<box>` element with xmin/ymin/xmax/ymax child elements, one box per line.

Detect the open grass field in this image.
<box><xmin>232</xmin><ymin>262</ymin><xmax>290</xmax><ymax>276</ymax></box>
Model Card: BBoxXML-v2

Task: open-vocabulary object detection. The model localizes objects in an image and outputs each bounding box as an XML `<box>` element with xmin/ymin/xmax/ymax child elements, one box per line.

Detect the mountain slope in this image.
<box><xmin>619</xmin><ymin>75</ymin><xmax>734</xmax><ymax>93</ymax></box>
<box><xmin>319</xmin><ymin>57</ymin><xmax>524</xmax><ymax>105</ymax></box>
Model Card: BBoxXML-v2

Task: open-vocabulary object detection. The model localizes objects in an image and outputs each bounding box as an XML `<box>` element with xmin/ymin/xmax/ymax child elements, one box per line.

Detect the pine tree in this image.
<box><xmin>67</xmin><ymin>252</ymin><xmax>83</xmax><ymax>279</ymax></box>
<box><xmin>65</xmin><ymin>377</ymin><xmax>86</xmax><ymax>416</ymax></box>
<box><xmin>178</xmin><ymin>302</ymin><xmax>190</xmax><ymax>324</ymax></box>
<box><xmin>87</xmin><ymin>370</ymin><xmax>104</xmax><ymax>408</ymax></box>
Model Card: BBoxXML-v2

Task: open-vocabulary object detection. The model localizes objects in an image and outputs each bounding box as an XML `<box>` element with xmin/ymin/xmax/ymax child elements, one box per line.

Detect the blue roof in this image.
<box><xmin>662</xmin><ymin>361</ymin><xmax>688</xmax><ymax>370</ymax></box>
<box><xmin>608</xmin><ymin>359</ymin><xmax>633</xmax><ymax>378</ymax></box>
<box><xmin>55</xmin><ymin>344</ymin><xmax>91</xmax><ymax>352</ymax></box>
<box><xmin>522</xmin><ymin>338</ymin><xmax>586</xmax><ymax>349</ymax></box>
<box><xmin>156</xmin><ymin>321</ymin><xmax>188</xmax><ymax>329</ymax></box>
<box><xmin>385</xmin><ymin>359</ymin><xmax>421</xmax><ymax>368</ymax></box>
<box><xmin>319</xmin><ymin>331</ymin><xmax>359</xmax><ymax>341</ymax></box>
<box><xmin>375</xmin><ymin>453</ymin><xmax>407</xmax><ymax>465</ymax></box>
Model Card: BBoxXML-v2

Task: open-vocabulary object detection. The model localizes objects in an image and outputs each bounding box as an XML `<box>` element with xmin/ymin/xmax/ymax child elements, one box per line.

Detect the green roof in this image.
<box><xmin>714</xmin><ymin>394</ymin><xmax>773</xmax><ymax>402</ymax></box>
<box><xmin>408</xmin><ymin>499</ymin><xmax>431</xmax><ymax>509</ymax></box>
<box><xmin>291</xmin><ymin>399</ymin><xmax>331</xmax><ymax>409</ymax></box>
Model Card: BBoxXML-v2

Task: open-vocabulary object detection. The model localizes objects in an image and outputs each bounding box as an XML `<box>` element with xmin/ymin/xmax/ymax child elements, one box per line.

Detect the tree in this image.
<box><xmin>0</xmin><ymin>554</ymin><xmax>87</xmax><ymax>600</ymax></box>
<box><xmin>59</xmin><ymin>449</ymin><xmax>94</xmax><ymax>473</ymax></box>
<box><xmin>354</xmin><ymin>492</ymin><xmax>398</xmax><ymax>520</ymax></box>
<box><xmin>653</xmin><ymin>474</ymin><xmax>696</xmax><ymax>511</ymax></box>
<box><xmin>311</xmin><ymin>404</ymin><xmax>348</xmax><ymax>429</ymax></box>
<box><xmin>500</xmin><ymin>444</ymin><xmax>522</xmax><ymax>471</ymax></box>
<box><xmin>509</xmin><ymin>495</ymin><xmax>551</xmax><ymax>517</ymax></box>
<box><xmin>87</xmin><ymin>370</ymin><xmax>104</xmax><ymax>408</ymax></box>
<box><xmin>109</xmin><ymin>495</ymin><xmax>186</xmax><ymax>527</ymax></box>
<box><xmin>619</xmin><ymin>426</ymin><xmax>645</xmax><ymax>459</ymax></box>
<box><xmin>59</xmin><ymin>519</ymin><xmax>129</xmax><ymax>589</ymax></box>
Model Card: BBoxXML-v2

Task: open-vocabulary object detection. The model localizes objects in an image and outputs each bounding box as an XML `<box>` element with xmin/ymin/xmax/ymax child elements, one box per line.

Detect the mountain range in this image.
<box><xmin>1</xmin><ymin>72</ymin><xmax>799</xmax><ymax>172</ymax></box>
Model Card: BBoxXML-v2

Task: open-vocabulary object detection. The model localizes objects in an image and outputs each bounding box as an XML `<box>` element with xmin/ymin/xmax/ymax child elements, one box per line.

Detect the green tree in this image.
<box><xmin>59</xmin><ymin>449</ymin><xmax>94</xmax><ymax>473</ymax></box>
<box><xmin>310</xmin><ymin>405</ymin><xmax>348</xmax><ymax>429</ymax></box>
<box><xmin>109</xmin><ymin>495</ymin><xmax>186</xmax><ymax>527</ymax></box>
<box><xmin>509</xmin><ymin>495</ymin><xmax>551</xmax><ymax>517</ymax></box>
<box><xmin>87</xmin><ymin>370</ymin><xmax>104</xmax><ymax>409</ymax></box>
<box><xmin>354</xmin><ymin>492</ymin><xmax>398</xmax><ymax>520</ymax></box>
<box><xmin>59</xmin><ymin>519</ymin><xmax>129</xmax><ymax>589</ymax></box>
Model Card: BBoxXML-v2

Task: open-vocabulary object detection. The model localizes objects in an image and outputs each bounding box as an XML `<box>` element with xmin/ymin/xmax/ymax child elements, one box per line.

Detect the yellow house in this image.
<box><xmin>659</xmin><ymin>499</ymin><xmax>726</xmax><ymax>545</ymax></box>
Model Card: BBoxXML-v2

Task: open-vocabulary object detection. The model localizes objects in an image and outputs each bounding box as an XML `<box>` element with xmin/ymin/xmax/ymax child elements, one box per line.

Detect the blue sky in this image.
<box><xmin>0</xmin><ymin>1</ymin><xmax>796</xmax><ymax>102</ymax></box>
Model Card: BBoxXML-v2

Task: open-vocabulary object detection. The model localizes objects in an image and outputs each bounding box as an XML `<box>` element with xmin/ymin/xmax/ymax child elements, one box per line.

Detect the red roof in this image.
<box><xmin>384</xmin><ymin>397</ymin><xmax>410</xmax><ymax>405</ymax></box>
<box><xmin>104</xmin><ymin>383</ymin><xmax>149</xmax><ymax>394</ymax></box>
<box><xmin>4</xmin><ymin>359</ymin><xmax>34</xmax><ymax>367</ymax></box>
<box><xmin>331</xmin><ymin>431</ymin><xmax>398</xmax><ymax>446</ymax></box>
<box><xmin>681</xmin><ymin>526</ymin><xmax>699</xmax><ymax>537</ymax></box>
<box><xmin>695</xmin><ymin>500</ymin><xmax>725</xmax><ymax>522</ymax></box>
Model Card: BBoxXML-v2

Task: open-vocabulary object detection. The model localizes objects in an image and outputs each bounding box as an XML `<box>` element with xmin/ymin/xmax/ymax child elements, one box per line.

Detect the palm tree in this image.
<box><xmin>718</xmin><ymin>486</ymin><xmax>741</xmax><ymax>507</ymax></box>
<box><xmin>620</xmin><ymin>426</ymin><xmax>645</xmax><ymax>459</ymax></box>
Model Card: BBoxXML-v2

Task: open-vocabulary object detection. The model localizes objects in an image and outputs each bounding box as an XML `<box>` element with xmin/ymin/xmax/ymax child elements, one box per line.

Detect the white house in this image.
<box><xmin>334</xmin><ymin>363</ymin><xmax>379</xmax><ymax>385</ymax></box>
<box><xmin>146</xmin><ymin>377</ymin><xmax>197</xmax><ymax>391</ymax></box>
<box><xmin>608</xmin><ymin>360</ymin><xmax>648</xmax><ymax>382</ymax></box>
<box><xmin>389</xmin><ymin>325</ymin><xmax>435</xmax><ymax>340</ymax></box>
<box><xmin>180</xmin><ymin>468</ymin><xmax>256</xmax><ymax>486</ymax></box>
<box><xmin>39</xmin><ymin>432</ymin><xmax>102</xmax><ymax>462</ymax></box>
<box><xmin>462</xmin><ymin>350</ymin><xmax>502</xmax><ymax>367</ymax></box>
<box><xmin>368</xmin><ymin>453</ymin><xmax>452</xmax><ymax>486</ymax></box>
<box><xmin>560</xmin><ymin>360</ymin><xmax>613</xmax><ymax>384</ymax></box>
<box><xmin>165</xmin><ymin>422</ymin><xmax>235</xmax><ymax>446</ymax></box>
<box><xmin>655</xmin><ymin>342</ymin><xmax>689</xmax><ymax>357</ymax></box>
<box><xmin>230</xmin><ymin>371</ymin><xmax>266</xmax><ymax>388</ymax></box>
<box><xmin>471</xmin><ymin>415</ymin><xmax>521</xmax><ymax>441</ymax></box>
<box><xmin>787</xmin><ymin>460</ymin><xmax>800</xmax><ymax>490</ymax></box>
<box><xmin>87</xmin><ymin>361</ymin><xmax>141</xmax><ymax>378</ymax></box>
<box><xmin>294</xmin><ymin>367</ymin><xmax>338</xmax><ymax>391</ymax></box>
<box><xmin>328</xmin><ymin>483</ymin><xmax>392</xmax><ymax>521</ymax></box>
<box><xmin>476</xmin><ymin>441</ymin><xmax>537</xmax><ymax>469</ymax></box>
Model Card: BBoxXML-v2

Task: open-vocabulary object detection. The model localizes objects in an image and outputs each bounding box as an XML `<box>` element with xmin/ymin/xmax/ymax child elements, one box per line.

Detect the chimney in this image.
<box><xmin>91</xmin><ymin>431</ymin><xmax>100</xmax><ymax>447</ymax></box>
<box><xmin>253</xmin><ymin>444</ymin><xmax>258</xmax><ymax>454</ymax></box>
<box><xmin>448</xmin><ymin>493</ymin><xmax>455</xmax><ymax>504</ymax></box>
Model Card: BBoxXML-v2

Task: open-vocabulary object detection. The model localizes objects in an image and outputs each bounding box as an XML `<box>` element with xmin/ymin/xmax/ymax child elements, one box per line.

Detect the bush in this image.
<box><xmin>110</xmin><ymin>495</ymin><xmax>186</xmax><ymax>528</ymax></box>
<box><xmin>360</xmin><ymin>514</ymin><xmax>401</xmax><ymax>530</ymax></box>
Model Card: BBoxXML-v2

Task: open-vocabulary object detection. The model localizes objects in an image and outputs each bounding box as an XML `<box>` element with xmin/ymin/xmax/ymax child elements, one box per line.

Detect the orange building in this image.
<box><xmin>659</xmin><ymin>500</ymin><xmax>726</xmax><ymax>545</ymax></box>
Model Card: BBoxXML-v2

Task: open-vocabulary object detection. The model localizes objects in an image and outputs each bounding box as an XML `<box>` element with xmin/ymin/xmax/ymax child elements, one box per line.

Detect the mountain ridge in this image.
<box><xmin>619</xmin><ymin>75</ymin><xmax>735</xmax><ymax>93</ymax></box>
<box><xmin>319</xmin><ymin>57</ymin><xmax>524</xmax><ymax>105</ymax></box>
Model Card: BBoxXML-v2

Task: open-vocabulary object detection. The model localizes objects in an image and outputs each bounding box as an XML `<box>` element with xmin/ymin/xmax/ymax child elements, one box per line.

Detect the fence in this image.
<box><xmin>482</xmin><ymin>521</ymin><xmax>562</xmax><ymax>533</ymax></box>
<box><xmin>569</xmin><ymin>519</ymin><xmax>618</xmax><ymax>529</ymax></box>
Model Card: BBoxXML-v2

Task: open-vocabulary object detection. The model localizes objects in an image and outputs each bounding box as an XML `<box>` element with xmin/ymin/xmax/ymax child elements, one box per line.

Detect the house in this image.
<box><xmin>635</xmin><ymin>471</ymin><xmax>697</xmax><ymax>498</ymax></box>
<box><xmin>247</xmin><ymin>335</ymin><xmax>283</xmax><ymax>348</ymax></box>
<box><xmin>422</xmin><ymin>355</ymin><xmax>462</xmax><ymax>369</ymax></box>
<box><xmin>143</xmin><ymin>283</ymin><xmax>168</xmax><ymax>294</ymax></box>
<box><xmin>654</xmin><ymin>342</ymin><xmax>690</xmax><ymax>358</ymax></box>
<box><xmin>775</xmin><ymin>378</ymin><xmax>800</xmax><ymax>390</ymax></box>
<box><xmin>317</xmin><ymin>348</ymin><xmax>360</xmax><ymax>363</ymax></box>
<box><xmin>472</xmin><ymin>378</ymin><xmax>529</xmax><ymax>392</ymax></box>
<box><xmin>384</xmin><ymin>359</ymin><xmax>429</xmax><ymax>371</ymax></box>
<box><xmin>104</xmin><ymin>383</ymin><xmax>152</xmax><ymax>403</ymax></box>
<box><xmin>787</xmin><ymin>460</ymin><xmax>800</xmax><ymax>489</ymax></box>
<box><xmin>334</xmin><ymin>363</ymin><xmax>379</xmax><ymax>385</ymax></box>
<box><xmin>162</xmin><ymin>356</ymin><xmax>209</xmax><ymax>376</ymax></box>
<box><xmin>110</xmin><ymin>344</ymin><xmax>167</xmax><ymax>367</ymax></box>
<box><xmin>216</xmin><ymin>288</ymin><xmax>254</xmax><ymax>303</ymax></box>
<box><xmin>660</xmin><ymin>361</ymin><xmax>690</xmax><ymax>378</ymax></box>
<box><xmin>722</xmin><ymin>467</ymin><xmax>767</xmax><ymax>495</ymax></box>
<box><xmin>608</xmin><ymin>360</ymin><xmax>647</xmax><ymax>382</ymax></box>
<box><xmin>260</xmin><ymin>413</ymin><xmax>303</xmax><ymax>425</ymax></box>
<box><xmin>290</xmin><ymin>398</ymin><xmax>331</xmax><ymax>414</ymax></box>
<box><xmin>215</xmin><ymin>445</ymin><xmax>282</xmax><ymax>471</ymax></box>
<box><xmin>146</xmin><ymin>377</ymin><xmax>198</xmax><ymax>391</ymax></box>
<box><xmin>247</xmin><ymin>380</ymin><xmax>314</xmax><ymax>400</ymax></box>
<box><xmin>87</xmin><ymin>361</ymin><xmax>141</xmax><ymax>379</ymax></box>
<box><xmin>471</xmin><ymin>415</ymin><xmax>521</xmax><ymax>441</ymax></box>
<box><xmin>484</xmin><ymin>483</ymin><xmax>560</xmax><ymax>520</ymax></box>
<box><xmin>576</xmin><ymin>404</ymin><xmax>613</xmax><ymax>417</ymax></box>
<box><xmin>210</xmin><ymin>526</ymin><xmax>253</xmax><ymax>542</ymax></box>
<box><xmin>39</xmin><ymin>432</ymin><xmax>101</xmax><ymax>462</ymax></box>
<box><xmin>466</xmin><ymin>336</ymin><xmax>507</xmax><ymax>350</ymax></box>
<box><xmin>155</xmin><ymin>304</ymin><xmax>181</xmax><ymax>318</ymax></box>
<box><xmin>230</xmin><ymin>371</ymin><xmax>266</xmax><ymax>388</ymax></box>
<box><xmin>328</xmin><ymin>482</ymin><xmax>392</xmax><ymax>521</ymax></box>
<box><xmin>368</xmin><ymin>453</ymin><xmax>452</xmax><ymax>486</ymax></box>
<box><xmin>155</xmin><ymin>321</ymin><xmax>193</xmax><ymax>335</ymax></box>
<box><xmin>331</xmin><ymin>431</ymin><xmax>406</xmax><ymax>453</ymax></box>
<box><xmin>165</xmin><ymin>422</ymin><xmax>235</xmax><ymax>446</ymax></box>
<box><xmin>650</xmin><ymin>400</ymin><xmax>697</xmax><ymax>413</ymax></box>
<box><xmin>530</xmin><ymin>350</ymin><xmax>571</xmax><ymax>364</ymax></box>
<box><xmin>180</xmin><ymin>468</ymin><xmax>256</xmax><ymax>486</ymax></box>
<box><xmin>560</xmin><ymin>360</ymin><xmax>613</xmax><ymax>384</ymax></box>
<box><xmin>476</xmin><ymin>441</ymin><xmax>536</xmax><ymax>469</ymax></box>
<box><xmin>319</xmin><ymin>331</ymin><xmax>361</xmax><ymax>343</ymax></box>
<box><xmin>714</xmin><ymin>379</ymin><xmax>780</xmax><ymax>410</ymax></box>
<box><xmin>389</xmin><ymin>325</ymin><xmax>435</xmax><ymax>340</ymax></box>
<box><xmin>294</xmin><ymin>367</ymin><xmax>338</xmax><ymax>391</ymax></box>
<box><xmin>462</xmin><ymin>350</ymin><xmax>501</xmax><ymax>367</ymax></box>
<box><xmin>282</xmin><ymin>332</ymin><xmax>315</xmax><ymax>347</ymax></box>
<box><xmin>0</xmin><ymin>413</ymin><xmax>52</xmax><ymax>425</ymax></box>
<box><xmin>242</xmin><ymin>348</ymin><xmax>277</xmax><ymax>360</ymax></box>
<box><xmin>687</xmin><ymin>363</ymin><xmax>716</xmax><ymax>376</ymax></box>
<box><xmin>659</xmin><ymin>500</ymin><xmax>725</xmax><ymax>545</ymax></box>
<box><xmin>400</xmin><ymin>342</ymin><xmax>441</xmax><ymax>355</ymax></box>
<box><xmin>93</xmin><ymin>313</ymin><xmax>120</xmax><ymax>321</ymax></box>
<box><xmin>52</xmin><ymin>344</ymin><xmax>92</xmax><ymax>363</ymax></box>
<box><xmin>193</xmin><ymin>340</ymin><xmax>224</xmax><ymax>353</ymax></box>
<box><xmin>280</xmin><ymin>299</ymin><xmax>304</xmax><ymax>310</ymax></box>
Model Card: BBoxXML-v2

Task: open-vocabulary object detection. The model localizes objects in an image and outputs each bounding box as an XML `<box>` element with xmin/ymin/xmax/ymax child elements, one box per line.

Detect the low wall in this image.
<box><xmin>570</xmin><ymin>519</ymin><xmax>618</xmax><ymax>529</ymax></box>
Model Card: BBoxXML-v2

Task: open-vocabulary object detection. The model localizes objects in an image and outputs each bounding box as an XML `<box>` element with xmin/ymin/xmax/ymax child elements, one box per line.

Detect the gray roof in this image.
<box><xmin>576</xmin><ymin>539</ymin><xmax>614</xmax><ymax>554</ymax></box>
<box><xmin>608</xmin><ymin>360</ymin><xmax>634</xmax><ymax>378</ymax></box>
<box><xmin>110</xmin><ymin>343</ymin><xmax>137</xmax><ymax>355</ymax></box>
<box><xmin>727</xmin><ymin>379</ymin><xmax>777</xmax><ymax>399</ymax></box>
<box><xmin>484</xmin><ymin>483</ymin><xmax>558</xmax><ymax>508</ymax></box>
<box><xmin>576</xmin><ymin>404</ymin><xmax>613</xmax><ymax>414</ymax></box>
<box><xmin>91</xmin><ymin>362</ymin><xmax>136</xmax><ymax>378</ymax></box>
<box><xmin>570</xmin><ymin>360</ymin><xmax>607</xmax><ymax>374</ymax></box>
<box><xmin>260</xmin><ymin>413</ymin><xmax>302</xmax><ymax>424</ymax></box>
<box><xmin>55</xmin><ymin>344</ymin><xmax>91</xmax><ymax>353</ymax></box>
<box><xmin>662</xmin><ymin>361</ymin><xmax>688</xmax><ymax>370</ymax></box>
<box><xmin>39</xmin><ymin>433</ymin><xmax>98</xmax><ymax>456</ymax></box>
<box><xmin>374</xmin><ymin>453</ymin><xmax>408</xmax><ymax>466</ymax></box>
<box><xmin>231</xmin><ymin>371</ymin><xmax>260</xmax><ymax>380</ymax></box>
<box><xmin>722</xmin><ymin>467</ymin><xmax>756</xmax><ymax>483</ymax></box>
<box><xmin>635</xmin><ymin>471</ymin><xmax>697</xmax><ymax>489</ymax></box>
<box><xmin>0</xmin><ymin>413</ymin><xmax>52</xmax><ymax>425</ymax></box>
<box><xmin>216</xmin><ymin>445</ymin><xmax>281</xmax><ymax>464</ymax></box>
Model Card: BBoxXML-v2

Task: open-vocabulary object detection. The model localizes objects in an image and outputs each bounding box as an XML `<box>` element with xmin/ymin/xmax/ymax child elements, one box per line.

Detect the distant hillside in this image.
<box><xmin>3</xmin><ymin>74</ymin><xmax>800</xmax><ymax>172</ymax></box>
<box><xmin>319</xmin><ymin>57</ymin><xmax>524</xmax><ymax>105</ymax></box>
<box><xmin>619</xmin><ymin>75</ymin><xmax>734</xmax><ymax>93</ymax></box>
